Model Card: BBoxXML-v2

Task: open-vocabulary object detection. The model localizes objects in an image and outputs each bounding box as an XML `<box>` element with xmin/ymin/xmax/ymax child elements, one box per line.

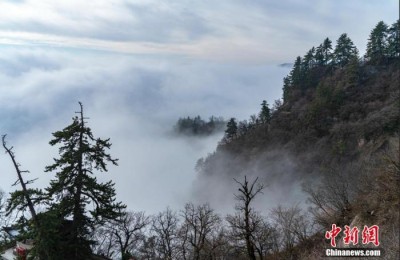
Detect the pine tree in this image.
<box><xmin>259</xmin><ymin>100</ymin><xmax>271</xmax><ymax>124</ymax></box>
<box><xmin>333</xmin><ymin>33</ymin><xmax>359</xmax><ymax>68</ymax></box>
<box><xmin>45</xmin><ymin>102</ymin><xmax>125</xmax><ymax>260</ymax></box>
<box><xmin>315</xmin><ymin>38</ymin><xmax>333</xmax><ymax>66</ymax></box>
<box><xmin>315</xmin><ymin>46</ymin><xmax>323</xmax><ymax>66</ymax></box>
<box><xmin>301</xmin><ymin>47</ymin><xmax>316</xmax><ymax>89</ymax></box>
<box><xmin>282</xmin><ymin>76</ymin><xmax>292</xmax><ymax>102</ymax></box>
<box><xmin>290</xmin><ymin>56</ymin><xmax>303</xmax><ymax>87</ymax></box>
<box><xmin>322</xmin><ymin>38</ymin><xmax>333</xmax><ymax>65</ymax></box>
<box><xmin>365</xmin><ymin>21</ymin><xmax>389</xmax><ymax>64</ymax></box>
<box><xmin>387</xmin><ymin>20</ymin><xmax>400</xmax><ymax>59</ymax></box>
<box><xmin>224</xmin><ymin>118</ymin><xmax>238</xmax><ymax>141</ymax></box>
<box><xmin>302</xmin><ymin>47</ymin><xmax>316</xmax><ymax>71</ymax></box>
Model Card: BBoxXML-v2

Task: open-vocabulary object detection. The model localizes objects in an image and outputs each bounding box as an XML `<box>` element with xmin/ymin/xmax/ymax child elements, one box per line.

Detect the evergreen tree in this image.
<box><xmin>315</xmin><ymin>38</ymin><xmax>333</xmax><ymax>66</ymax></box>
<box><xmin>365</xmin><ymin>21</ymin><xmax>389</xmax><ymax>64</ymax></box>
<box><xmin>302</xmin><ymin>47</ymin><xmax>316</xmax><ymax>71</ymax></box>
<box><xmin>315</xmin><ymin>44</ymin><xmax>325</xmax><ymax>66</ymax></box>
<box><xmin>290</xmin><ymin>56</ymin><xmax>303</xmax><ymax>87</ymax></box>
<box><xmin>259</xmin><ymin>100</ymin><xmax>271</xmax><ymax>124</ymax></box>
<box><xmin>45</xmin><ymin>102</ymin><xmax>125</xmax><ymax>260</ymax></box>
<box><xmin>301</xmin><ymin>47</ymin><xmax>316</xmax><ymax>89</ymax></box>
<box><xmin>322</xmin><ymin>38</ymin><xmax>333</xmax><ymax>65</ymax></box>
<box><xmin>387</xmin><ymin>20</ymin><xmax>400</xmax><ymax>59</ymax></box>
<box><xmin>282</xmin><ymin>76</ymin><xmax>292</xmax><ymax>102</ymax></box>
<box><xmin>333</xmin><ymin>33</ymin><xmax>359</xmax><ymax>68</ymax></box>
<box><xmin>224</xmin><ymin>118</ymin><xmax>238</xmax><ymax>141</ymax></box>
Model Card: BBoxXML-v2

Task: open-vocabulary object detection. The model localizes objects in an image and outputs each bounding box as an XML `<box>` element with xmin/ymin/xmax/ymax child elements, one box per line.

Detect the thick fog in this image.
<box><xmin>0</xmin><ymin>48</ymin><xmax>291</xmax><ymax>214</ymax></box>
<box><xmin>192</xmin><ymin>147</ymin><xmax>315</xmax><ymax>216</ymax></box>
<box><xmin>0</xmin><ymin>0</ymin><xmax>396</xmax><ymax>215</ymax></box>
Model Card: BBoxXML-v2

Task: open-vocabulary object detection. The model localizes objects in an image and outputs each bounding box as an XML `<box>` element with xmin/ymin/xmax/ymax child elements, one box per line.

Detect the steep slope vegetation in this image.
<box><xmin>195</xmin><ymin>21</ymin><xmax>399</xmax><ymax>259</ymax></box>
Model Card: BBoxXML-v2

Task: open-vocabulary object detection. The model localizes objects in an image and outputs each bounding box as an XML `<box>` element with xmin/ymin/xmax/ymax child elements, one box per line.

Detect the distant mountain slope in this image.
<box><xmin>196</xmin><ymin>59</ymin><xmax>398</xmax><ymax>187</ymax></box>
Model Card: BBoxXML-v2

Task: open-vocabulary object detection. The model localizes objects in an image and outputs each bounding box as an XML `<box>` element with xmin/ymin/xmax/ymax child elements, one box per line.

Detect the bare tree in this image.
<box><xmin>152</xmin><ymin>207</ymin><xmax>180</xmax><ymax>260</ymax></box>
<box><xmin>112</xmin><ymin>211</ymin><xmax>150</xmax><ymax>260</ymax></box>
<box><xmin>138</xmin><ymin>235</ymin><xmax>157</xmax><ymax>260</ymax></box>
<box><xmin>203</xmin><ymin>225</ymin><xmax>230</xmax><ymax>259</ymax></box>
<box><xmin>2</xmin><ymin>135</ymin><xmax>40</xmax><ymax>222</ymax></box>
<box><xmin>91</xmin><ymin>223</ymin><xmax>117</xmax><ymax>259</ymax></box>
<box><xmin>303</xmin><ymin>168</ymin><xmax>354</xmax><ymax>228</ymax></box>
<box><xmin>270</xmin><ymin>205</ymin><xmax>313</xmax><ymax>259</ymax></box>
<box><xmin>179</xmin><ymin>203</ymin><xmax>221</xmax><ymax>260</ymax></box>
<box><xmin>253</xmin><ymin>217</ymin><xmax>275</xmax><ymax>260</ymax></box>
<box><xmin>226</xmin><ymin>176</ymin><xmax>265</xmax><ymax>260</ymax></box>
<box><xmin>177</xmin><ymin>216</ymin><xmax>190</xmax><ymax>260</ymax></box>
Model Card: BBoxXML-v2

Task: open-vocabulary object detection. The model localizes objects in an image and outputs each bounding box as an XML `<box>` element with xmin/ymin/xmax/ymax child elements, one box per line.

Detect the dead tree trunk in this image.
<box><xmin>2</xmin><ymin>135</ymin><xmax>38</xmax><ymax>224</ymax></box>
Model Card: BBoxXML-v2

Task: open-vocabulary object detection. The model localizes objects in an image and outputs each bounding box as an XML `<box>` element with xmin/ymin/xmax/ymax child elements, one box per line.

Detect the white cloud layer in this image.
<box><xmin>0</xmin><ymin>46</ymin><xmax>289</xmax><ymax>213</ymax></box>
<box><xmin>0</xmin><ymin>0</ymin><xmax>397</xmax><ymax>214</ymax></box>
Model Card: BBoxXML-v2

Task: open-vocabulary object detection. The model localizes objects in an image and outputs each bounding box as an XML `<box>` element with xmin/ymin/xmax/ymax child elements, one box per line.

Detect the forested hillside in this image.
<box><xmin>195</xmin><ymin>20</ymin><xmax>399</xmax><ymax>259</ymax></box>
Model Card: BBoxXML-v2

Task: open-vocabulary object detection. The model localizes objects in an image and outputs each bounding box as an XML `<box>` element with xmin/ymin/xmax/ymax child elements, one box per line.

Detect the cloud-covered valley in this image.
<box><xmin>0</xmin><ymin>0</ymin><xmax>396</xmax><ymax>214</ymax></box>
<box><xmin>0</xmin><ymin>46</ymin><xmax>290</xmax><ymax>213</ymax></box>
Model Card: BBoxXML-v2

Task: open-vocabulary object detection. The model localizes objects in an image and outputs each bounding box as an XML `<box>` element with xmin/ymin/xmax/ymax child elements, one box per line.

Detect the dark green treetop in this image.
<box><xmin>302</xmin><ymin>47</ymin><xmax>316</xmax><ymax>71</ymax></box>
<box><xmin>282</xmin><ymin>76</ymin><xmax>292</xmax><ymax>102</ymax></box>
<box><xmin>301</xmin><ymin>47</ymin><xmax>317</xmax><ymax>89</ymax></box>
<box><xmin>290</xmin><ymin>56</ymin><xmax>303</xmax><ymax>87</ymax></box>
<box><xmin>322</xmin><ymin>38</ymin><xmax>333</xmax><ymax>65</ymax></box>
<box><xmin>315</xmin><ymin>38</ymin><xmax>333</xmax><ymax>66</ymax></box>
<box><xmin>333</xmin><ymin>33</ymin><xmax>359</xmax><ymax>68</ymax></box>
<box><xmin>225</xmin><ymin>118</ymin><xmax>238</xmax><ymax>141</ymax></box>
<box><xmin>259</xmin><ymin>100</ymin><xmax>271</xmax><ymax>124</ymax></box>
<box><xmin>365</xmin><ymin>21</ymin><xmax>389</xmax><ymax>63</ymax></box>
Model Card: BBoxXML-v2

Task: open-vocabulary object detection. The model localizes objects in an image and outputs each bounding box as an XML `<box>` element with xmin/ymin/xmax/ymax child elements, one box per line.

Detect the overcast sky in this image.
<box><xmin>0</xmin><ymin>0</ymin><xmax>398</xmax><ymax>214</ymax></box>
